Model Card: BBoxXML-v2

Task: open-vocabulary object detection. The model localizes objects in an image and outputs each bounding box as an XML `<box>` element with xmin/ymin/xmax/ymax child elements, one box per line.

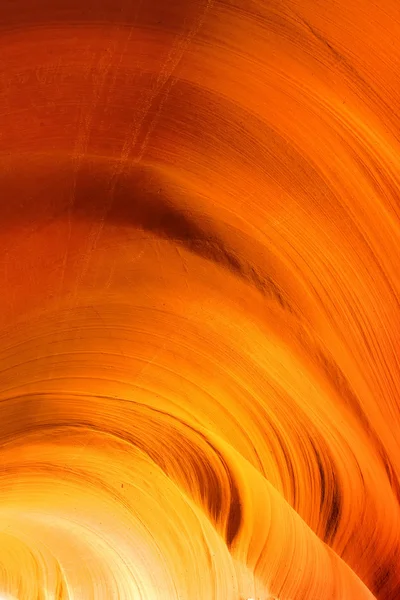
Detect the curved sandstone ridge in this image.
<box><xmin>0</xmin><ymin>1</ymin><xmax>400</xmax><ymax>598</ymax></box>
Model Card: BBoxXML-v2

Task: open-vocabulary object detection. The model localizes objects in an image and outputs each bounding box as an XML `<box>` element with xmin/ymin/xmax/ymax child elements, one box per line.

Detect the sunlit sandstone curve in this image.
<box><xmin>0</xmin><ymin>0</ymin><xmax>400</xmax><ymax>599</ymax></box>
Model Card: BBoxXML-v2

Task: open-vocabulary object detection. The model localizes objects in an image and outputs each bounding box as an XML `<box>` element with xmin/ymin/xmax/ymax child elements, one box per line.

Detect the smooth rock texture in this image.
<box><xmin>0</xmin><ymin>1</ymin><xmax>399</xmax><ymax>599</ymax></box>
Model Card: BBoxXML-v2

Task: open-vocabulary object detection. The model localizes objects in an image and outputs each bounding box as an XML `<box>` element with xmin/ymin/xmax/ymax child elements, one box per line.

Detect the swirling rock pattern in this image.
<box><xmin>0</xmin><ymin>1</ymin><xmax>399</xmax><ymax>598</ymax></box>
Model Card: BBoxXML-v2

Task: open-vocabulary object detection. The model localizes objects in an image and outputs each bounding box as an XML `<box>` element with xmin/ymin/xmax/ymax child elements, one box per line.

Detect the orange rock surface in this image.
<box><xmin>0</xmin><ymin>1</ymin><xmax>399</xmax><ymax>598</ymax></box>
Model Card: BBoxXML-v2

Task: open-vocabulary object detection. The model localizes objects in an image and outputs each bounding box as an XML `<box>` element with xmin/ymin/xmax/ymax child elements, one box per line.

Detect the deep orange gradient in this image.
<box><xmin>1</xmin><ymin>1</ymin><xmax>400</xmax><ymax>599</ymax></box>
